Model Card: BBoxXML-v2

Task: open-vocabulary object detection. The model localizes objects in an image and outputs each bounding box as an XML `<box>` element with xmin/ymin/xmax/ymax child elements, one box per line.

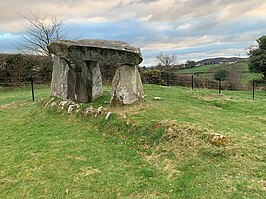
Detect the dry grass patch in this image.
<box><xmin>0</xmin><ymin>101</ymin><xmax>29</xmax><ymax>110</ymax></box>
<box><xmin>195</xmin><ymin>93</ymin><xmax>232</xmax><ymax>102</ymax></box>
<box><xmin>110</xmin><ymin>100</ymin><xmax>155</xmax><ymax>117</ymax></box>
<box><xmin>143</xmin><ymin>121</ymin><xmax>252</xmax><ymax>179</ymax></box>
<box><xmin>79</xmin><ymin>167</ymin><xmax>101</xmax><ymax>176</ymax></box>
<box><xmin>257</xmin><ymin>116</ymin><xmax>266</xmax><ymax>123</ymax></box>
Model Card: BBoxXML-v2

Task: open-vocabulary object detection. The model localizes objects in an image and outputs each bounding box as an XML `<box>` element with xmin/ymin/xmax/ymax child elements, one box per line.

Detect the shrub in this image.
<box><xmin>214</xmin><ymin>69</ymin><xmax>229</xmax><ymax>81</ymax></box>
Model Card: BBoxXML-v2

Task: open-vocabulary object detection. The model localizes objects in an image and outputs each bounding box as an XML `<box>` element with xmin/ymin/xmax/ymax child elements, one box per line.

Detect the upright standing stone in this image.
<box><xmin>92</xmin><ymin>62</ymin><xmax>103</xmax><ymax>100</ymax></box>
<box><xmin>50</xmin><ymin>57</ymin><xmax>102</xmax><ymax>102</ymax></box>
<box><xmin>110</xmin><ymin>65</ymin><xmax>144</xmax><ymax>106</ymax></box>
<box><xmin>51</xmin><ymin>56</ymin><xmax>69</xmax><ymax>100</ymax></box>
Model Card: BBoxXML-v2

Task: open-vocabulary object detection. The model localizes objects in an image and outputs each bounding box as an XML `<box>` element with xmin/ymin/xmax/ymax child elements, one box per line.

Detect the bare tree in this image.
<box><xmin>19</xmin><ymin>12</ymin><xmax>68</xmax><ymax>57</ymax></box>
<box><xmin>156</xmin><ymin>53</ymin><xmax>176</xmax><ymax>68</ymax></box>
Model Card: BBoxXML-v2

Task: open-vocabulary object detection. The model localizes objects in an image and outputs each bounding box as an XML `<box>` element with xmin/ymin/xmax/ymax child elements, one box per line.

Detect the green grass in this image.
<box><xmin>0</xmin><ymin>85</ymin><xmax>265</xmax><ymax>198</ymax></box>
<box><xmin>177</xmin><ymin>64</ymin><xmax>222</xmax><ymax>74</ymax></box>
<box><xmin>176</xmin><ymin>62</ymin><xmax>263</xmax><ymax>86</ymax></box>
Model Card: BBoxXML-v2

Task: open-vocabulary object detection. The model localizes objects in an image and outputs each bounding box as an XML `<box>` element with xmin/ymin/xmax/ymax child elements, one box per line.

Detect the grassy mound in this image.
<box><xmin>0</xmin><ymin>85</ymin><xmax>265</xmax><ymax>198</ymax></box>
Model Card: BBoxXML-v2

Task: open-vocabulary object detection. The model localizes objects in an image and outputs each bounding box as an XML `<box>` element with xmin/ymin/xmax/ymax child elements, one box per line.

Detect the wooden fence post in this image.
<box><xmin>192</xmin><ymin>75</ymin><xmax>194</xmax><ymax>90</ymax></box>
<box><xmin>219</xmin><ymin>80</ymin><xmax>221</xmax><ymax>94</ymax></box>
<box><xmin>252</xmin><ymin>79</ymin><xmax>255</xmax><ymax>100</ymax></box>
<box><xmin>31</xmin><ymin>76</ymin><xmax>35</xmax><ymax>102</ymax></box>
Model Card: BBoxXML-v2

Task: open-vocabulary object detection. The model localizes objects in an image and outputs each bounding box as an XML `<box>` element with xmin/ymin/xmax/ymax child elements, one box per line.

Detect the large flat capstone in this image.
<box><xmin>48</xmin><ymin>39</ymin><xmax>143</xmax><ymax>65</ymax></box>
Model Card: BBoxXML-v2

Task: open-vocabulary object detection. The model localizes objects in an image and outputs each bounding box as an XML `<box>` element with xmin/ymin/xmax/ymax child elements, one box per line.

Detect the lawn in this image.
<box><xmin>0</xmin><ymin>85</ymin><xmax>265</xmax><ymax>198</ymax></box>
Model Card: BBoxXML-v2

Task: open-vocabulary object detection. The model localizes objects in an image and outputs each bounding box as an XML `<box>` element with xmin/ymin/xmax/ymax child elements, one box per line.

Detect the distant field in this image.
<box><xmin>176</xmin><ymin>61</ymin><xmax>263</xmax><ymax>86</ymax></box>
<box><xmin>0</xmin><ymin>85</ymin><xmax>265</xmax><ymax>198</ymax></box>
<box><xmin>177</xmin><ymin>64</ymin><xmax>222</xmax><ymax>74</ymax></box>
<box><xmin>177</xmin><ymin>62</ymin><xmax>250</xmax><ymax>74</ymax></box>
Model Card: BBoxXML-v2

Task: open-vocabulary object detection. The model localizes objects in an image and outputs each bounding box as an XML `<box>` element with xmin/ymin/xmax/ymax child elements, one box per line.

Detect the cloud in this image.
<box><xmin>0</xmin><ymin>0</ymin><xmax>265</xmax><ymax>66</ymax></box>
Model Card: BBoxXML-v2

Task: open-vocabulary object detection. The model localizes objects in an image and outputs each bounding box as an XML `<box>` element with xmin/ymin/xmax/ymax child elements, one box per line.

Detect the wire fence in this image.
<box><xmin>1</xmin><ymin>73</ymin><xmax>265</xmax><ymax>102</ymax></box>
<box><xmin>0</xmin><ymin>69</ymin><xmax>51</xmax><ymax>87</ymax></box>
<box><xmin>0</xmin><ymin>76</ymin><xmax>36</xmax><ymax>102</ymax></box>
<box><xmin>0</xmin><ymin>73</ymin><xmax>52</xmax><ymax>103</ymax></box>
<box><xmin>141</xmin><ymin>74</ymin><xmax>266</xmax><ymax>100</ymax></box>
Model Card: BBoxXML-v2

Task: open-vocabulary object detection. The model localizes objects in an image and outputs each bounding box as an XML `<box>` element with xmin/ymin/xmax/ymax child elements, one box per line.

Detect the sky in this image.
<box><xmin>0</xmin><ymin>0</ymin><xmax>266</xmax><ymax>66</ymax></box>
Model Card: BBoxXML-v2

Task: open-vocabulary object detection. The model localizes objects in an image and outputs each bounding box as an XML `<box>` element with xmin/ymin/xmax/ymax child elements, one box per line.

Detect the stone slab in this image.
<box><xmin>48</xmin><ymin>39</ymin><xmax>143</xmax><ymax>65</ymax></box>
<box><xmin>110</xmin><ymin>65</ymin><xmax>144</xmax><ymax>106</ymax></box>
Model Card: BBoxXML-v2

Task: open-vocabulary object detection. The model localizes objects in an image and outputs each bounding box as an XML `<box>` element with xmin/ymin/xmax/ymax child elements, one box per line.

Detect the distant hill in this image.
<box><xmin>196</xmin><ymin>57</ymin><xmax>248</xmax><ymax>66</ymax></box>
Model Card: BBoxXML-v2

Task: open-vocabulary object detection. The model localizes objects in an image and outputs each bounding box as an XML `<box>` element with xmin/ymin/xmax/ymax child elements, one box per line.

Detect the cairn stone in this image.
<box><xmin>95</xmin><ymin>106</ymin><xmax>103</xmax><ymax>117</ymax></box>
<box><xmin>105</xmin><ymin>112</ymin><xmax>112</xmax><ymax>120</ymax></box>
<box><xmin>84</xmin><ymin>105</ymin><xmax>94</xmax><ymax>116</ymax></box>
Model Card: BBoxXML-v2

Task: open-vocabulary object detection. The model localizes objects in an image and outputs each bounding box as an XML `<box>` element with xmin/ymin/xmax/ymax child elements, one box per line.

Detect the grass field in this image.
<box><xmin>176</xmin><ymin>62</ymin><xmax>263</xmax><ymax>86</ymax></box>
<box><xmin>176</xmin><ymin>62</ymin><xmax>251</xmax><ymax>74</ymax></box>
<box><xmin>0</xmin><ymin>85</ymin><xmax>265</xmax><ymax>198</ymax></box>
<box><xmin>177</xmin><ymin>64</ymin><xmax>222</xmax><ymax>74</ymax></box>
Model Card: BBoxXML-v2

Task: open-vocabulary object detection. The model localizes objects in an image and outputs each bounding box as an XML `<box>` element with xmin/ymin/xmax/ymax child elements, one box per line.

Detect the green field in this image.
<box><xmin>0</xmin><ymin>85</ymin><xmax>265</xmax><ymax>198</ymax></box>
<box><xmin>176</xmin><ymin>62</ymin><xmax>263</xmax><ymax>86</ymax></box>
<box><xmin>177</xmin><ymin>62</ymin><xmax>250</xmax><ymax>74</ymax></box>
<box><xmin>177</xmin><ymin>64</ymin><xmax>222</xmax><ymax>74</ymax></box>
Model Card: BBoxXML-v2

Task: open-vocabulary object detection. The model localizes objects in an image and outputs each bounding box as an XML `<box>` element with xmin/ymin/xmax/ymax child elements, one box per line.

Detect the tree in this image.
<box><xmin>248</xmin><ymin>35</ymin><xmax>266</xmax><ymax>79</ymax></box>
<box><xmin>156</xmin><ymin>53</ymin><xmax>176</xmax><ymax>68</ymax></box>
<box><xmin>185</xmin><ymin>60</ymin><xmax>196</xmax><ymax>69</ymax></box>
<box><xmin>19</xmin><ymin>12</ymin><xmax>67</xmax><ymax>57</ymax></box>
<box><xmin>226</xmin><ymin>64</ymin><xmax>242</xmax><ymax>90</ymax></box>
<box><xmin>214</xmin><ymin>69</ymin><xmax>229</xmax><ymax>81</ymax></box>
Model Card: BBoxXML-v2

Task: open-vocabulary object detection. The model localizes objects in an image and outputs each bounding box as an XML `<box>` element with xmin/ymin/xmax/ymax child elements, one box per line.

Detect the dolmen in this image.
<box><xmin>48</xmin><ymin>39</ymin><xmax>144</xmax><ymax>106</ymax></box>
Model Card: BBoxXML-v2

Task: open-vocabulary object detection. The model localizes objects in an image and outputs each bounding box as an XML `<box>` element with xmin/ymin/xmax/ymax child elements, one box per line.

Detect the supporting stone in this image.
<box><xmin>91</xmin><ymin>62</ymin><xmax>103</xmax><ymax>100</ymax></box>
<box><xmin>51</xmin><ymin>56</ymin><xmax>69</xmax><ymax>100</ymax></box>
<box><xmin>51</xmin><ymin>56</ymin><xmax>102</xmax><ymax>102</ymax></box>
<box><xmin>110</xmin><ymin>65</ymin><xmax>144</xmax><ymax>106</ymax></box>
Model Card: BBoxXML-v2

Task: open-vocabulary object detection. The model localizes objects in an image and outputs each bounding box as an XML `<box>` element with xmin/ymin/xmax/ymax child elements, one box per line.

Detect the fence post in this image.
<box><xmin>191</xmin><ymin>75</ymin><xmax>194</xmax><ymax>90</ymax></box>
<box><xmin>218</xmin><ymin>80</ymin><xmax>221</xmax><ymax>94</ymax></box>
<box><xmin>31</xmin><ymin>76</ymin><xmax>35</xmax><ymax>102</ymax></box>
<box><xmin>167</xmin><ymin>73</ymin><xmax>170</xmax><ymax>86</ymax></box>
<box><xmin>252</xmin><ymin>79</ymin><xmax>255</xmax><ymax>100</ymax></box>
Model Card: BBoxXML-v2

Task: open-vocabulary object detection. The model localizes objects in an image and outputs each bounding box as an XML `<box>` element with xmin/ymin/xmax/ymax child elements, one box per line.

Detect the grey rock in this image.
<box><xmin>51</xmin><ymin>102</ymin><xmax>57</xmax><ymax>107</ymax></box>
<box><xmin>95</xmin><ymin>106</ymin><xmax>103</xmax><ymax>117</ymax></box>
<box><xmin>49</xmin><ymin>39</ymin><xmax>144</xmax><ymax>104</ymax></box>
<box><xmin>92</xmin><ymin>63</ymin><xmax>103</xmax><ymax>100</ymax></box>
<box><xmin>48</xmin><ymin>39</ymin><xmax>143</xmax><ymax>65</ymax></box>
<box><xmin>51</xmin><ymin>57</ymin><xmax>102</xmax><ymax>103</ymax></box>
<box><xmin>154</xmin><ymin>97</ymin><xmax>163</xmax><ymax>100</ymax></box>
<box><xmin>105</xmin><ymin>112</ymin><xmax>112</xmax><ymax>120</ymax></box>
<box><xmin>110</xmin><ymin>65</ymin><xmax>144</xmax><ymax>106</ymax></box>
<box><xmin>59</xmin><ymin>100</ymin><xmax>73</xmax><ymax>109</ymax></box>
<box><xmin>51</xmin><ymin>57</ymin><xmax>69</xmax><ymax>100</ymax></box>
<box><xmin>68</xmin><ymin>104</ymin><xmax>75</xmax><ymax>113</ymax></box>
<box><xmin>84</xmin><ymin>105</ymin><xmax>94</xmax><ymax>116</ymax></box>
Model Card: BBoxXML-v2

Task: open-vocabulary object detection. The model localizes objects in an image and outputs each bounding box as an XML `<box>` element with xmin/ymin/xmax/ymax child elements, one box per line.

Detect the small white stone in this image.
<box><xmin>95</xmin><ymin>106</ymin><xmax>103</xmax><ymax>117</ymax></box>
<box><xmin>154</xmin><ymin>97</ymin><xmax>162</xmax><ymax>100</ymax></box>
<box><xmin>51</xmin><ymin>102</ymin><xmax>57</xmax><ymax>107</ymax></box>
<box><xmin>84</xmin><ymin>105</ymin><xmax>94</xmax><ymax>116</ymax></box>
<box><xmin>105</xmin><ymin>112</ymin><xmax>112</xmax><ymax>120</ymax></box>
<box><xmin>68</xmin><ymin>105</ymin><xmax>75</xmax><ymax>114</ymax></box>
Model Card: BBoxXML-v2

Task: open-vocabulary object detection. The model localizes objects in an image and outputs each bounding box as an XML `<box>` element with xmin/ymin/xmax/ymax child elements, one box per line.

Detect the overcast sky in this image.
<box><xmin>0</xmin><ymin>0</ymin><xmax>266</xmax><ymax>65</ymax></box>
